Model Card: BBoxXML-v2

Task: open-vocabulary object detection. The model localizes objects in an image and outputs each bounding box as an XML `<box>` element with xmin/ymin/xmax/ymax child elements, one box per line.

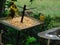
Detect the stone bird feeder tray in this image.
<box><xmin>0</xmin><ymin>16</ymin><xmax>43</xmax><ymax>45</ymax></box>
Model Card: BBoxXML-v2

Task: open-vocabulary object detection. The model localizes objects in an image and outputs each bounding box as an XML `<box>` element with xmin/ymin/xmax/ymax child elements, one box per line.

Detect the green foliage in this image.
<box><xmin>3</xmin><ymin>26</ymin><xmax>18</xmax><ymax>44</ymax></box>
<box><xmin>3</xmin><ymin>10</ymin><xmax>10</xmax><ymax>17</ymax></box>
<box><xmin>5</xmin><ymin>1</ymin><xmax>11</xmax><ymax>7</ymax></box>
<box><xmin>12</xmin><ymin>0</ymin><xmax>17</xmax><ymax>1</ymax></box>
<box><xmin>6</xmin><ymin>44</ymin><xmax>12</xmax><ymax>45</ymax></box>
<box><xmin>26</xmin><ymin>36</ymin><xmax>40</xmax><ymax>45</ymax></box>
<box><xmin>43</xmin><ymin>15</ymin><xmax>52</xmax><ymax>30</ymax></box>
<box><xmin>26</xmin><ymin>36</ymin><xmax>36</xmax><ymax>43</ymax></box>
<box><xmin>33</xmin><ymin>14</ymin><xmax>40</xmax><ymax>19</ymax></box>
<box><xmin>54</xmin><ymin>16</ymin><xmax>60</xmax><ymax>22</ymax></box>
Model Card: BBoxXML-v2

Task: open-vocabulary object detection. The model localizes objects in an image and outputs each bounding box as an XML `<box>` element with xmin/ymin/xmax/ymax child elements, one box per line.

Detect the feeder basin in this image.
<box><xmin>0</xmin><ymin>16</ymin><xmax>43</xmax><ymax>30</ymax></box>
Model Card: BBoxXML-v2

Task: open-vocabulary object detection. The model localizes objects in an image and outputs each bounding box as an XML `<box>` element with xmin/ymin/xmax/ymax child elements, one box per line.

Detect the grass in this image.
<box><xmin>14</xmin><ymin>0</ymin><xmax>60</xmax><ymax>17</ymax></box>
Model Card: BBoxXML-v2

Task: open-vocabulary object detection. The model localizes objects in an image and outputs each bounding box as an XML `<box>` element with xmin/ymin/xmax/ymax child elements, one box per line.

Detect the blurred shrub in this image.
<box><xmin>44</xmin><ymin>15</ymin><xmax>52</xmax><ymax>29</ymax></box>
<box><xmin>6</xmin><ymin>44</ymin><xmax>12</xmax><ymax>45</ymax></box>
<box><xmin>54</xmin><ymin>16</ymin><xmax>60</xmax><ymax>22</ymax></box>
<box><xmin>3</xmin><ymin>10</ymin><xmax>10</xmax><ymax>17</ymax></box>
<box><xmin>32</xmin><ymin>13</ymin><xmax>52</xmax><ymax>30</ymax></box>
